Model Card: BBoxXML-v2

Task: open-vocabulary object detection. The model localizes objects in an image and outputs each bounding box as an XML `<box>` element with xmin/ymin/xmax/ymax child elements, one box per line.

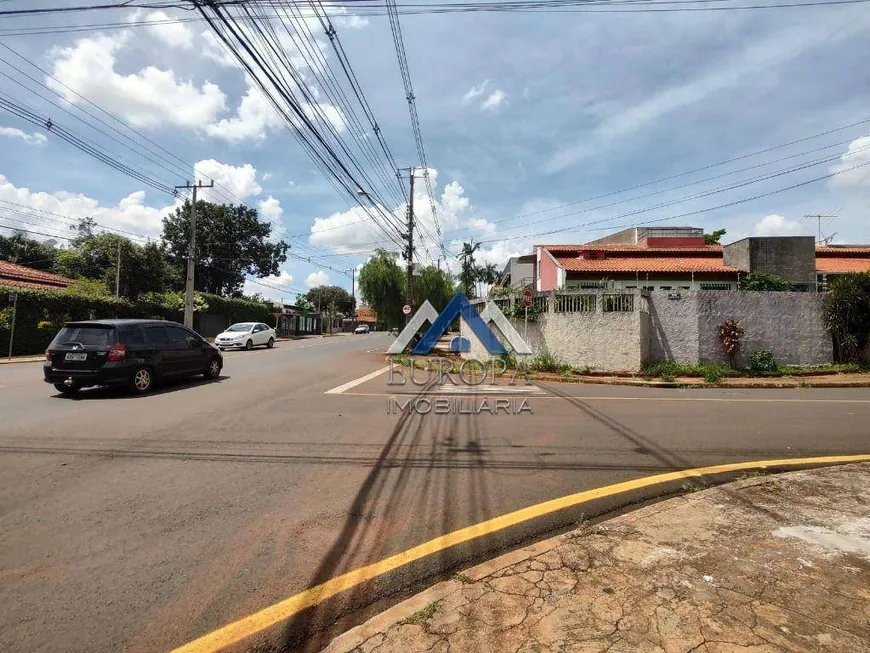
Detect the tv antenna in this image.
<box><xmin>802</xmin><ymin>213</ymin><xmax>837</xmax><ymax>244</ymax></box>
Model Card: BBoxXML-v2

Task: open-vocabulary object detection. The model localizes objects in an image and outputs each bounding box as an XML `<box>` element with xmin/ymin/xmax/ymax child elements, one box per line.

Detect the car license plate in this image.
<box><xmin>65</xmin><ymin>352</ymin><xmax>88</xmax><ymax>361</ymax></box>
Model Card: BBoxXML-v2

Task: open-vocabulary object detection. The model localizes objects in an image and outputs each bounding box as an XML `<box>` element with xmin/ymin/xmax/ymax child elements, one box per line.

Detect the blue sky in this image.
<box><xmin>1</xmin><ymin>1</ymin><xmax>869</xmax><ymax>300</ymax></box>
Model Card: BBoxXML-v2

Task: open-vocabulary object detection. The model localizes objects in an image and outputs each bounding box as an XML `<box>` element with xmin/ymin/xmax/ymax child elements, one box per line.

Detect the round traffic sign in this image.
<box><xmin>402</xmin><ymin>304</ymin><xmax>412</xmax><ymax>315</ymax></box>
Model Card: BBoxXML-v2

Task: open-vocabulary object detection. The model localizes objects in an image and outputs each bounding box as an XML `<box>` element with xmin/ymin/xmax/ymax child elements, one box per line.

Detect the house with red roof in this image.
<box><xmin>0</xmin><ymin>261</ymin><xmax>74</xmax><ymax>292</ymax></box>
<box><xmin>529</xmin><ymin>227</ymin><xmax>870</xmax><ymax>292</ymax></box>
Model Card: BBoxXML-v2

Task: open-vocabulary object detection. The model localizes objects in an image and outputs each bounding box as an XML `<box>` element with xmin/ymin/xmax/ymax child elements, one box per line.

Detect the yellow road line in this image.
<box><xmin>169</xmin><ymin>453</ymin><xmax>870</xmax><ymax>653</ymax></box>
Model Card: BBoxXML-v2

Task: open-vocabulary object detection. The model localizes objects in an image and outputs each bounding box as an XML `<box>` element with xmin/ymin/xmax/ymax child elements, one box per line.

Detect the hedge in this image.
<box><xmin>0</xmin><ymin>286</ymin><xmax>276</xmax><ymax>356</ymax></box>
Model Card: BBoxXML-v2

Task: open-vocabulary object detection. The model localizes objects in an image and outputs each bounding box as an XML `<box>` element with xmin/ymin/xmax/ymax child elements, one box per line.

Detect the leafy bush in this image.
<box><xmin>747</xmin><ymin>349</ymin><xmax>778</xmax><ymax>373</ymax></box>
<box><xmin>529</xmin><ymin>351</ymin><xmax>572</xmax><ymax>374</ymax></box>
<box><xmin>641</xmin><ymin>361</ymin><xmax>735</xmax><ymax>381</ymax></box>
<box><xmin>823</xmin><ymin>272</ymin><xmax>870</xmax><ymax>363</ymax></box>
<box><xmin>703</xmin><ymin>368</ymin><xmax>722</xmax><ymax>383</ymax></box>
<box><xmin>718</xmin><ymin>319</ymin><xmax>744</xmax><ymax>368</ymax></box>
<box><xmin>741</xmin><ymin>273</ymin><xmax>792</xmax><ymax>291</ymax></box>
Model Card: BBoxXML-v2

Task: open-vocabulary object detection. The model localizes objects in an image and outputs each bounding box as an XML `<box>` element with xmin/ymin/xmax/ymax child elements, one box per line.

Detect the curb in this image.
<box><xmin>0</xmin><ymin>356</ymin><xmax>44</xmax><ymax>365</ymax></box>
<box><xmin>537</xmin><ymin>375</ymin><xmax>870</xmax><ymax>389</ymax></box>
<box><xmin>322</xmin><ymin>461</ymin><xmax>870</xmax><ymax>653</ymax></box>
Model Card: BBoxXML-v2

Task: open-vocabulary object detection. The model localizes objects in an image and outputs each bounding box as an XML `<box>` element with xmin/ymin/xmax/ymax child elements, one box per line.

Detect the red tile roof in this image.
<box><xmin>543</xmin><ymin>244</ymin><xmax>724</xmax><ymax>253</ymax></box>
<box><xmin>556</xmin><ymin>256</ymin><xmax>741</xmax><ymax>274</ymax></box>
<box><xmin>815</xmin><ymin>258</ymin><xmax>870</xmax><ymax>274</ymax></box>
<box><xmin>0</xmin><ymin>261</ymin><xmax>73</xmax><ymax>291</ymax></box>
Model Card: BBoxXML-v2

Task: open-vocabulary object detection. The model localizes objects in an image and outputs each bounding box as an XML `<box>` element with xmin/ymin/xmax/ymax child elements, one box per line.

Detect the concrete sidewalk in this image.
<box><xmin>322</xmin><ymin>463</ymin><xmax>870</xmax><ymax>653</ymax></box>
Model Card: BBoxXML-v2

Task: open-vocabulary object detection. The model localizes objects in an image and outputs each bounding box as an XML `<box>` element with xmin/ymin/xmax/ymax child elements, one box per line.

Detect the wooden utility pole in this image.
<box><xmin>175</xmin><ymin>180</ymin><xmax>214</xmax><ymax>328</ymax></box>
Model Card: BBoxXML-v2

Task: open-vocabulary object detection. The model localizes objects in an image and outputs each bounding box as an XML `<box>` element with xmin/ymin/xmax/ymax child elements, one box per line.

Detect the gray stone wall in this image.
<box><xmin>463</xmin><ymin>290</ymin><xmax>833</xmax><ymax>372</ymax></box>
<box><xmin>724</xmin><ymin>237</ymin><xmax>817</xmax><ymax>287</ymax></box>
<box><xmin>647</xmin><ymin>291</ymin><xmax>832</xmax><ymax>366</ymax></box>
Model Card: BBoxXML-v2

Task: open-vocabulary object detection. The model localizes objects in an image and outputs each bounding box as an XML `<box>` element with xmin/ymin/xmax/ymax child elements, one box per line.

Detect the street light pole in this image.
<box><xmin>175</xmin><ymin>179</ymin><xmax>214</xmax><ymax>328</ymax></box>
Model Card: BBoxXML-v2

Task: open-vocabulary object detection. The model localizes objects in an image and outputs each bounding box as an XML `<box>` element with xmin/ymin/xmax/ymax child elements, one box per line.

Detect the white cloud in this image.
<box><xmin>257</xmin><ymin>195</ymin><xmax>286</xmax><ymax>240</ymax></box>
<box><xmin>481</xmin><ymin>89</ymin><xmax>507</xmax><ymax>111</ymax></box>
<box><xmin>303</xmin><ymin>102</ymin><xmax>347</xmax><ymax>133</ymax></box>
<box><xmin>307</xmin><ymin>168</ymin><xmax>497</xmax><ymax>260</ymax></box>
<box><xmin>463</xmin><ymin>80</ymin><xmax>490</xmax><ymax>104</ymax></box>
<box><xmin>244</xmin><ymin>270</ymin><xmax>295</xmax><ymax>302</ymax></box>
<box><xmin>306</xmin><ymin>270</ymin><xmax>330</xmax><ymax>288</ymax></box>
<box><xmin>48</xmin><ymin>33</ymin><xmax>226</xmax><ymax>129</ymax></box>
<box><xmin>201</xmin><ymin>29</ymin><xmax>237</xmax><ymax>67</ymax></box>
<box><xmin>0</xmin><ymin>174</ymin><xmax>177</xmax><ymax>240</ymax></box>
<box><xmin>194</xmin><ymin>159</ymin><xmax>262</xmax><ymax>203</ymax></box>
<box><xmin>205</xmin><ymin>79</ymin><xmax>282</xmax><ymax>142</ymax></box>
<box><xmin>262</xmin><ymin>172</ymin><xmax>273</xmax><ymax>181</ymax></box>
<box><xmin>753</xmin><ymin>214</ymin><xmax>806</xmax><ymax>237</ymax></box>
<box><xmin>829</xmin><ymin>136</ymin><xmax>870</xmax><ymax>189</ymax></box>
<box><xmin>0</xmin><ymin>127</ymin><xmax>47</xmax><ymax>146</ymax></box>
<box><xmin>334</xmin><ymin>15</ymin><xmax>369</xmax><ymax>29</ymax></box>
<box><xmin>142</xmin><ymin>10</ymin><xmax>194</xmax><ymax>49</ymax></box>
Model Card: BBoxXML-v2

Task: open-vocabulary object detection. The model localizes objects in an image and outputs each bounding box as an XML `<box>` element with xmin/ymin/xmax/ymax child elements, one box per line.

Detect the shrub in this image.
<box><xmin>703</xmin><ymin>368</ymin><xmax>722</xmax><ymax>383</ymax></box>
<box><xmin>741</xmin><ymin>273</ymin><xmax>792</xmax><ymax>291</ymax></box>
<box><xmin>529</xmin><ymin>351</ymin><xmax>572</xmax><ymax>374</ymax></box>
<box><xmin>823</xmin><ymin>272</ymin><xmax>870</xmax><ymax>363</ymax></box>
<box><xmin>717</xmin><ymin>319</ymin><xmax>744</xmax><ymax>368</ymax></box>
<box><xmin>747</xmin><ymin>349</ymin><xmax>778</xmax><ymax>373</ymax></box>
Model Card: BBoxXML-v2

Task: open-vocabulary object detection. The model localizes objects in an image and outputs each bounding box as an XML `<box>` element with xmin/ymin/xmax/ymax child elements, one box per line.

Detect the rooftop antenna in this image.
<box><xmin>802</xmin><ymin>213</ymin><xmax>837</xmax><ymax>245</ymax></box>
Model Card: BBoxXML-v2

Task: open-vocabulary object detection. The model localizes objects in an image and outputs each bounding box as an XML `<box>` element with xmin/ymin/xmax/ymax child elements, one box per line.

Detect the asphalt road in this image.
<box><xmin>1</xmin><ymin>335</ymin><xmax>869</xmax><ymax>653</ymax></box>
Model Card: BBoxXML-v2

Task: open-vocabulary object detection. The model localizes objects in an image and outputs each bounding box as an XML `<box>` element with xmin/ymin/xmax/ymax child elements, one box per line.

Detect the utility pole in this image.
<box><xmin>397</xmin><ymin>167</ymin><xmax>416</xmax><ymax>321</ymax></box>
<box><xmin>175</xmin><ymin>179</ymin><xmax>214</xmax><ymax>328</ymax></box>
<box><xmin>114</xmin><ymin>239</ymin><xmax>121</xmax><ymax>297</ymax></box>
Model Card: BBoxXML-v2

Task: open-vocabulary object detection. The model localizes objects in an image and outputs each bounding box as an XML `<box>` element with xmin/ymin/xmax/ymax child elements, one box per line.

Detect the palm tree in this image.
<box><xmin>458</xmin><ymin>241</ymin><xmax>481</xmax><ymax>297</ymax></box>
<box><xmin>475</xmin><ymin>262</ymin><xmax>499</xmax><ymax>297</ymax></box>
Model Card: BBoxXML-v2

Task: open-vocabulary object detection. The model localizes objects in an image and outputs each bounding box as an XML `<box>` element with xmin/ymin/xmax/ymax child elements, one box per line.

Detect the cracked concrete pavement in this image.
<box><xmin>321</xmin><ymin>463</ymin><xmax>870</xmax><ymax>653</ymax></box>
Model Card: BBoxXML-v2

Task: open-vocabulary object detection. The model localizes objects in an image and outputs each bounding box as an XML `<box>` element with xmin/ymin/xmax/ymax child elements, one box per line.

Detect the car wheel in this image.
<box><xmin>130</xmin><ymin>366</ymin><xmax>154</xmax><ymax>394</ymax></box>
<box><xmin>205</xmin><ymin>356</ymin><xmax>222</xmax><ymax>379</ymax></box>
<box><xmin>267</xmin><ymin>337</ymin><xmax>275</xmax><ymax>349</ymax></box>
<box><xmin>245</xmin><ymin>339</ymin><xmax>253</xmax><ymax>351</ymax></box>
<box><xmin>54</xmin><ymin>383</ymin><xmax>78</xmax><ymax>395</ymax></box>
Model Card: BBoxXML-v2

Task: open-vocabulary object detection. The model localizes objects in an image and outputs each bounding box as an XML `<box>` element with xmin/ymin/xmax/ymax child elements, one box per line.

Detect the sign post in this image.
<box><xmin>522</xmin><ymin>290</ymin><xmax>532</xmax><ymax>342</ymax></box>
<box><xmin>7</xmin><ymin>293</ymin><xmax>18</xmax><ymax>361</ymax></box>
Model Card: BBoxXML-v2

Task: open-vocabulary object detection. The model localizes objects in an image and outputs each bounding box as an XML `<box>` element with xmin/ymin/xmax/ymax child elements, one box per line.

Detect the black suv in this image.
<box><xmin>43</xmin><ymin>319</ymin><xmax>223</xmax><ymax>395</ymax></box>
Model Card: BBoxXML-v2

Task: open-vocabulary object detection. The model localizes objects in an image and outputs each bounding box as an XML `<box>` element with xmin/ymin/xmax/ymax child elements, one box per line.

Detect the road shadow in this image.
<box><xmin>51</xmin><ymin>375</ymin><xmax>228</xmax><ymax>401</ymax></box>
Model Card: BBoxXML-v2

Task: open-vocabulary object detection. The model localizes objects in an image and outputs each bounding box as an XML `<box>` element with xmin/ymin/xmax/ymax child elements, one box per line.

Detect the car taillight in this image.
<box><xmin>45</xmin><ymin>349</ymin><xmax>52</xmax><ymax>361</ymax></box>
<box><xmin>108</xmin><ymin>342</ymin><xmax>127</xmax><ymax>362</ymax></box>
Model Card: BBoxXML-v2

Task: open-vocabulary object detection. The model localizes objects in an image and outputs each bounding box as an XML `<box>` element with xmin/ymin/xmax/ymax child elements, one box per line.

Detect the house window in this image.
<box><xmin>659</xmin><ymin>286</ymin><xmax>672</xmax><ymax>291</ymax></box>
<box><xmin>642</xmin><ymin>286</ymin><xmax>655</xmax><ymax>292</ymax></box>
<box><xmin>580</xmin><ymin>281</ymin><xmax>605</xmax><ymax>289</ymax></box>
<box><xmin>700</xmin><ymin>282</ymin><xmax>732</xmax><ymax>291</ymax></box>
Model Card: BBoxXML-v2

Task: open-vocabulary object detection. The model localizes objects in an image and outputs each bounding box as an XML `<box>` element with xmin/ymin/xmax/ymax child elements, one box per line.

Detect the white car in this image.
<box><xmin>354</xmin><ymin>324</ymin><xmax>370</xmax><ymax>334</ymax></box>
<box><xmin>215</xmin><ymin>322</ymin><xmax>276</xmax><ymax>351</ymax></box>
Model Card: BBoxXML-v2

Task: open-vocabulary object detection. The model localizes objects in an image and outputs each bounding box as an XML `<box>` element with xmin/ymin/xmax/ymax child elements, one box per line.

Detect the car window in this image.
<box><xmin>143</xmin><ymin>325</ymin><xmax>170</xmax><ymax>346</ymax></box>
<box><xmin>226</xmin><ymin>323</ymin><xmax>252</xmax><ymax>332</ymax></box>
<box><xmin>118</xmin><ymin>326</ymin><xmax>145</xmax><ymax>345</ymax></box>
<box><xmin>51</xmin><ymin>325</ymin><xmax>116</xmax><ymax>347</ymax></box>
<box><xmin>165</xmin><ymin>325</ymin><xmax>193</xmax><ymax>345</ymax></box>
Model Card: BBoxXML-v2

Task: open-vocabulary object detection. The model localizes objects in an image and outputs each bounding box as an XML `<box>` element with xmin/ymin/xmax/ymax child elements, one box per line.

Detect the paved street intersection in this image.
<box><xmin>1</xmin><ymin>334</ymin><xmax>868</xmax><ymax>653</ymax></box>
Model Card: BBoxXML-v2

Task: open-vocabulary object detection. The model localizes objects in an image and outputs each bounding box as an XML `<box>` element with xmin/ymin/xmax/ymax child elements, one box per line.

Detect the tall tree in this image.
<box><xmin>358</xmin><ymin>249</ymin><xmax>405</xmax><ymax>329</ymax></box>
<box><xmin>55</xmin><ymin>226</ymin><xmax>179</xmax><ymax>298</ymax></box>
<box><xmin>475</xmin><ymin>262</ymin><xmax>499</xmax><ymax>297</ymax></box>
<box><xmin>304</xmin><ymin>285</ymin><xmax>355</xmax><ymax>314</ymax></box>
<box><xmin>458</xmin><ymin>241</ymin><xmax>481</xmax><ymax>297</ymax></box>
<box><xmin>412</xmin><ymin>265</ymin><xmax>455</xmax><ymax>313</ymax></box>
<box><xmin>0</xmin><ymin>231</ymin><xmax>59</xmax><ymax>271</ymax></box>
<box><xmin>704</xmin><ymin>229</ymin><xmax>727</xmax><ymax>245</ymax></box>
<box><xmin>161</xmin><ymin>201</ymin><xmax>289</xmax><ymax>296</ymax></box>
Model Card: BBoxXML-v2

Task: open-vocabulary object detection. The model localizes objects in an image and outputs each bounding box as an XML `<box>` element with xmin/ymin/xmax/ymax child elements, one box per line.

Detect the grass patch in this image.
<box><xmin>641</xmin><ymin>361</ymin><xmax>737</xmax><ymax>382</ymax></box>
<box><xmin>529</xmin><ymin>351</ymin><xmax>573</xmax><ymax>375</ymax></box>
<box><xmin>681</xmin><ymin>479</ymin><xmax>707</xmax><ymax>494</ymax></box>
<box><xmin>403</xmin><ymin>600</ymin><xmax>443</xmax><ymax>625</ymax></box>
<box><xmin>737</xmin><ymin>469</ymin><xmax>769</xmax><ymax>481</ymax></box>
<box><xmin>454</xmin><ymin>572</ymin><xmax>471</xmax><ymax>584</ymax></box>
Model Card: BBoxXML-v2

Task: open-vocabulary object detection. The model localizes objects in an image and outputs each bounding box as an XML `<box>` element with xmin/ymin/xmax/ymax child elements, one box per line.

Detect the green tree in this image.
<box><xmin>704</xmin><ymin>229</ymin><xmax>727</xmax><ymax>245</ymax></box>
<box><xmin>412</xmin><ymin>265</ymin><xmax>455</xmax><ymax>313</ymax></box>
<box><xmin>55</xmin><ymin>225</ymin><xmax>179</xmax><ymax>298</ymax></box>
<box><xmin>458</xmin><ymin>241</ymin><xmax>481</xmax><ymax>297</ymax></box>
<box><xmin>304</xmin><ymin>285</ymin><xmax>355</xmax><ymax>314</ymax></box>
<box><xmin>475</xmin><ymin>262</ymin><xmax>499</xmax><ymax>297</ymax></box>
<box><xmin>161</xmin><ymin>201</ymin><xmax>289</xmax><ymax>296</ymax></box>
<box><xmin>823</xmin><ymin>272</ymin><xmax>870</xmax><ymax>362</ymax></box>
<box><xmin>358</xmin><ymin>249</ymin><xmax>405</xmax><ymax>329</ymax></box>
<box><xmin>741</xmin><ymin>273</ymin><xmax>792</xmax><ymax>291</ymax></box>
<box><xmin>0</xmin><ymin>231</ymin><xmax>59</xmax><ymax>271</ymax></box>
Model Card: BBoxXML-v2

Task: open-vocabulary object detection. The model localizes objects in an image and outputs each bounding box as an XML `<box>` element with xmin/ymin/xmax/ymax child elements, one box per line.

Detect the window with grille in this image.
<box><xmin>700</xmin><ymin>283</ymin><xmax>732</xmax><ymax>291</ymax></box>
